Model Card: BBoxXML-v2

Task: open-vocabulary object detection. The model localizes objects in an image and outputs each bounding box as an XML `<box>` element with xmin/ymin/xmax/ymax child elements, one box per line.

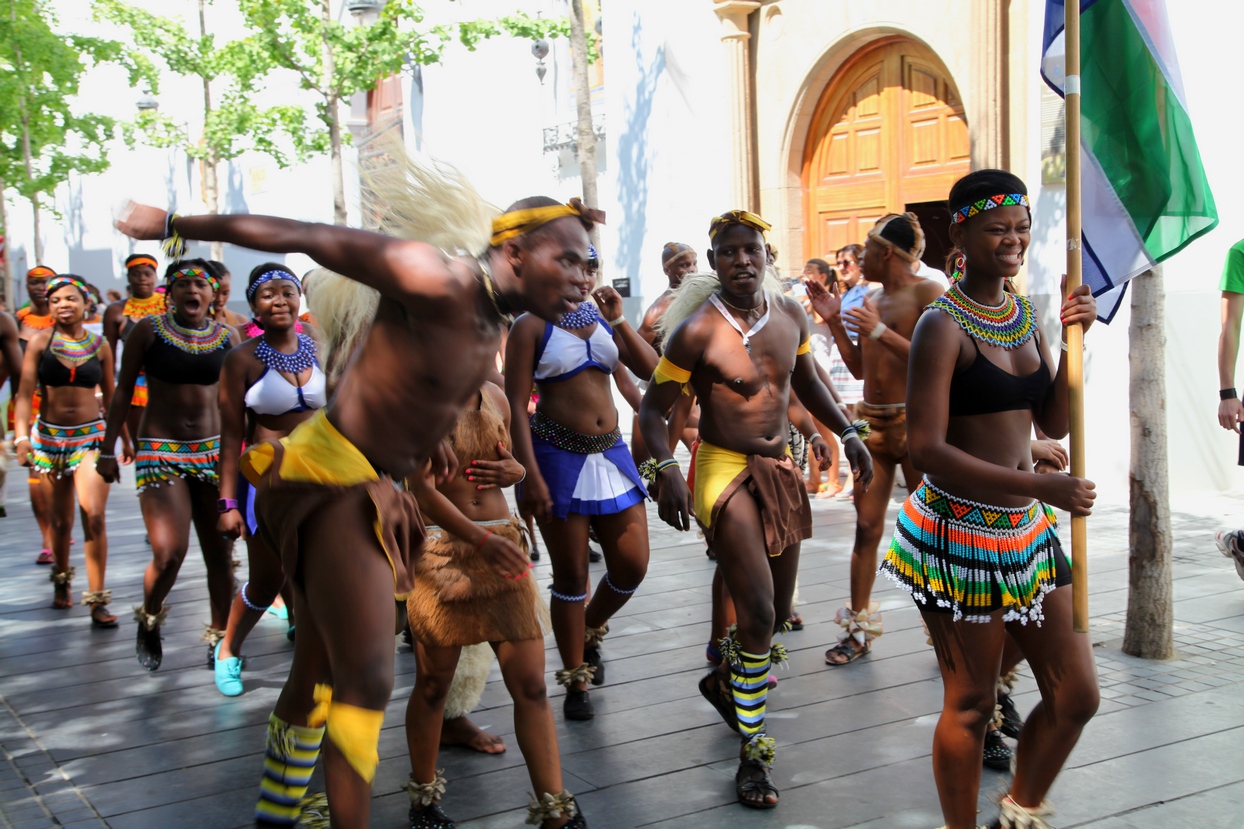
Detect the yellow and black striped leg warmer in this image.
<box><xmin>255</xmin><ymin>714</ymin><xmax>325</xmax><ymax>826</ymax></box>
<box><xmin>731</xmin><ymin>649</ymin><xmax>771</xmax><ymax>740</ymax></box>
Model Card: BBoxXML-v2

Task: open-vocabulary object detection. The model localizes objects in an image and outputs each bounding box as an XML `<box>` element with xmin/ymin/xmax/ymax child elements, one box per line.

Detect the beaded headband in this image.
<box><xmin>709</xmin><ymin>210</ymin><xmax>772</xmax><ymax>242</ymax></box>
<box><xmin>127</xmin><ymin>256</ymin><xmax>159</xmax><ymax>271</ymax></box>
<box><xmin>168</xmin><ymin>266</ymin><xmax>220</xmax><ymax>292</ymax></box>
<box><xmin>246</xmin><ymin>269</ymin><xmax>300</xmax><ymax>301</ymax></box>
<box><xmin>45</xmin><ymin>276</ymin><xmax>89</xmax><ymax>300</ymax></box>
<box><xmin>952</xmin><ymin>193</ymin><xmax>1030</xmax><ymax>224</ymax></box>
<box><xmin>27</xmin><ymin>266</ymin><xmax>55</xmax><ymax>279</ymax></box>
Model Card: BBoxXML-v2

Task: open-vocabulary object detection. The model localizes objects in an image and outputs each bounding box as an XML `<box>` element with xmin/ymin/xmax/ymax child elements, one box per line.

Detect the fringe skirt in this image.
<box><xmin>879</xmin><ymin>477</ymin><xmax>1069</xmax><ymax>625</ymax></box>
<box><xmin>135</xmin><ymin>436</ymin><xmax>221</xmax><ymax>492</ymax></box>
<box><xmin>30</xmin><ymin>418</ymin><xmax>104</xmax><ymax>478</ymax></box>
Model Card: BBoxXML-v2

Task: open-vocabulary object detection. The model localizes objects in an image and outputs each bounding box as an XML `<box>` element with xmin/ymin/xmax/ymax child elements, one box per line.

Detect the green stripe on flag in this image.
<box><xmin>1080</xmin><ymin>0</ymin><xmax>1217</xmax><ymax>262</ymax></box>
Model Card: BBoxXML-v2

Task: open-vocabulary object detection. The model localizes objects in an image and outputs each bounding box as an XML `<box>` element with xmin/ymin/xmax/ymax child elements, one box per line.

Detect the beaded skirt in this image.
<box><xmin>880</xmin><ymin>477</ymin><xmax>1067</xmax><ymax>625</ymax></box>
<box><xmin>31</xmin><ymin>418</ymin><xmax>105</xmax><ymax>478</ymax></box>
<box><xmin>136</xmin><ymin>436</ymin><xmax>221</xmax><ymax>492</ymax></box>
<box><xmin>521</xmin><ymin>411</ymin><xmax>646</xmax><ymax>520</ymax></box>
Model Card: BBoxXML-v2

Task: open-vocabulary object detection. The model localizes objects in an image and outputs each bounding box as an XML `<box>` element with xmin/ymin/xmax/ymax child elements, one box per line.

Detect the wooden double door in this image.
<box><xmin>803</xmin><ymin>38</ymin><xmax>969</xmax><ymax>267</ymax></box>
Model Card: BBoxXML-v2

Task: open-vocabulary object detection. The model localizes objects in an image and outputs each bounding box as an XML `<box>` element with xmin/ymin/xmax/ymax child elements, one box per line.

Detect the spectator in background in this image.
<box><xmin>209</xmin><ymin>260</ymin><xmax>249</xmax><ymax>328</ymax></box>
<box><xmin>1215</xmin><ymin>237</ymin><xmax>1244</xmax><ymax>580</ymax></box>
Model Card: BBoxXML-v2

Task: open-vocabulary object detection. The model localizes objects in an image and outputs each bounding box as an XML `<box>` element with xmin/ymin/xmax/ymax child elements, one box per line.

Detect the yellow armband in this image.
<box><xmin>653</xmin><ymin>355</ymin><xmax>692</xmax><ymax>387</ymax></box>
<box><xmin>797</xmin><ymin>335</ymin><xmax>812</xmax><ymax>356</ymax></box>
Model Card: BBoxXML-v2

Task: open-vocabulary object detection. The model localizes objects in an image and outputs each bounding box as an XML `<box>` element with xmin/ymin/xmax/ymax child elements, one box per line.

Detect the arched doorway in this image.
<box><xmin>802</xmin><ymin>37</ymin><xmax>968</xmax><ymax>270</ymax></box>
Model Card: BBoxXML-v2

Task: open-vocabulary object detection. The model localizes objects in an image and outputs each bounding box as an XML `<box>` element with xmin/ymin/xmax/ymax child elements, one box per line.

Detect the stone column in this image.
<box><xmin>714</xmin><ymin>0</ymin><xmax>761</xmax><ymax>210</ymax></box>
<box><xmin>969</xmin><ymin>0</ymin><xmax>1009</xmax><ymax>170</ymax></box>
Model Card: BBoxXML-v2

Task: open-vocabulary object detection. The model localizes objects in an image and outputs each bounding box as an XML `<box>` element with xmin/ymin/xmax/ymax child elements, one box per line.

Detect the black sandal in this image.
<box><xmin>698</xmin><ymin>670</ymin><xmax>740</xmax><ymax>733</ymax></box>
<box><xmin>408</xmin><ymin>802</ymin><xmax>455</xmax><ymax>829</ymax></box>
<box><xmin>983</xmin><ymin>727</ymin><xmax>1013</xmax><ymax>771</ymax></box>
<box><xmin>735</xmin><ymin>756</ymin><xmax>778</xmax><ymax>810</ymax></box>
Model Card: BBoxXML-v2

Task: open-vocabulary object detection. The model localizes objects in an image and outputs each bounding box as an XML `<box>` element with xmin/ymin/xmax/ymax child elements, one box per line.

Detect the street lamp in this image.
<box><xmin>532</xmin><ymin>38</ymin><xmax>550</xmax><ymax>84</ymax></box>
<box><xmin>136</xmin><ymin>90</ymin><xmax>159</xmax><ymax>112</ymax></box>
<box><xmin>347</xmin><ymin>0</ymin><xmax>384</xmax><ymax>25</ymax></box>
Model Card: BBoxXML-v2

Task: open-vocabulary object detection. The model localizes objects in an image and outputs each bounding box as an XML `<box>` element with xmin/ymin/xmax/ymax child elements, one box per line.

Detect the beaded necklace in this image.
<box><xmin>930</xmin><ymin>283</ymin><xmax>1036</xmax><ymax>350</ymax></box>
<box><xmin>255</xmin><ymin>332</ymin><xmax>318</xmax><ymax>374</ymax></box>
<box><xmin>559</xmin><ymin>300</ymin><xmax>599</xmax><ymax>330</ymax></box>
<box><xmin>50</xmin><ymin>331</ymin><xmax>103</xmax><ymax>382</ymax></box>
<box><xmin>17</xmin><ymin>306</ymin><xmax>53</xmax><ymax>330</ymax></box>
<box><xmin>151</xmin><ymin>313</ymin><xmax>230</xmax><ymax>354</ymax></box>
<box><xmin>122</xmin><ymin>293</ymin><xmax>166</xmax><ymax>320</ymax></box>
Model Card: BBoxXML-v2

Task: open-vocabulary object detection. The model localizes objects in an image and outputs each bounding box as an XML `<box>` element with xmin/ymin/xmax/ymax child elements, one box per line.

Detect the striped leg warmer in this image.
<box><xmin>731</xmin><ymin>649</ymin><xmax>771</xmax><ymax>741</ymax></box>
<box><xmin>255</xmin><ymin>714</ymin><xmax>325</xmax><ymax>826</ymax></box>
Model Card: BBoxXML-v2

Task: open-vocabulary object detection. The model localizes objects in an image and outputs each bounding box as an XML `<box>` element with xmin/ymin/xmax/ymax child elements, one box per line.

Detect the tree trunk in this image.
<box><xmin>199</xmin><ymin>0</ymin><xmax>223</xmax><ymax>261</ymax></box>
<box><xmin>568</xmin><ymin>0</ymin><xmax>600</xmax><ymax>257</ymax></box>
<box><xmin>22</xmin><ymin>125</ymin><xmax>41</xmax><ymax>266</ymax></box>
<box><xmin>0</xmin><ymin>174</ymin><xmax>10</xmax><ymax>308</ymax></box>
<box><xmin>321</xmin><ymin>0</ymin><xmax>347</xmax><ymax>226</ymax></box>
<box><xmin>1123</xmin><ymin>267</ymin><xmax>1174</xmax><ymax>659</ymax></box>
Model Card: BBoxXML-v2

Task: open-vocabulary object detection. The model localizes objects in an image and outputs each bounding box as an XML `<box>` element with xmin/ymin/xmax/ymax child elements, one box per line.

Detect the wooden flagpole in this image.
<box><xmin>1064</xmin><ymin>0</ymin><xmax>1090</xmax><ymax>633</ymax></box>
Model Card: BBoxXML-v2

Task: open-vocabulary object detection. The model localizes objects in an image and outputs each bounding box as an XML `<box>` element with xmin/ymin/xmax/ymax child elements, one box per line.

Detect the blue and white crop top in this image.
<box><xmin>533</xmin><ymin>320</ymin><xmax>618</xmax><ymax>383</ymax></box>
<box><xmin>244</xmin><ymin>365</ymin><xmax>328</xmax><ymax>416</ymax></box>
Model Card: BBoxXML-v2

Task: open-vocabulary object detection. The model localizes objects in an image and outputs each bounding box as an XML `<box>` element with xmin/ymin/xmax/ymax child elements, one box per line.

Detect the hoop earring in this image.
<box><xmin>951</xmin><ymin>251</ymin><xmax>966</xmax><ymax>283</ymax></box>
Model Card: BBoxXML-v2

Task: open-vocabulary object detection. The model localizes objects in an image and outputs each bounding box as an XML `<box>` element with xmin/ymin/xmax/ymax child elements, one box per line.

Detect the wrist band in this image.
<box><xmin>97</xmin><ymin>452</ymin><xmax>116</xmax><ymax>460</ymax></box>
<box><xmin>163</xmin><ymin>211</ymin><xmax>187</xmax><ymax>260</ymax></box>
<box><xmin>1222</xmin><ymin>388</ymin><xmax>1238</xmax><ymax>401</ymax></box>
<box><xmin>655</xmin><ymin>458</ymin><xmax>680</xmax><ymax>473</ymax></box>
<box><xmin>516</xmin><ymin>465</ymin><xmax>527</xmax><ymax>484</ymax></box>
<box><xmin>475</xmin><ymin>531</ymin><xmax>494</xmax><ymax>549</ymax></box>
<box><xmin>608</xmin><ymin>316</ymin><xmax>626</xmax><ymax>328</ymax></box>
<box><xmin>217</xmin><ymin>497</ymin><xmax>239</xmax><ymax>513</ymax></box>
<box><xmin>14</xmin><ymin>435</ymin><xmax>29</xmax><ymax>445</ymax></box>
<box><xmin>869</xmin><ymin>322</ymin><xmax>887</xmax><ymax>340</ymax></box>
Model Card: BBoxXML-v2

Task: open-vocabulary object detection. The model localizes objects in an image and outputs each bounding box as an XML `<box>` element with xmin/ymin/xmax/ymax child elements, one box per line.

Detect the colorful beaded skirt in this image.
<box><xmin>135</xmin><ymin>436</ymin><xmax>221</xmax><ymax>492</ymax></box>
<box><xmin>30</xmin><ymin>418</ymin><xmax>105</xmax><ymax>478</ymax></box>
<box><xmin>880</xmin><ymin>477</ymin><xmax>1066</xmax><ymax>625</ymax></box>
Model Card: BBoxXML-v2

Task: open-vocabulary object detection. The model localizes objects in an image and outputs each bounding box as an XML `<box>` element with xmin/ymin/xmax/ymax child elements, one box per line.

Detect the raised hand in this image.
<box><xmin>465</xmin><ymin>442</ymin><xmax>526</xmax><ymax>489</ymax></box>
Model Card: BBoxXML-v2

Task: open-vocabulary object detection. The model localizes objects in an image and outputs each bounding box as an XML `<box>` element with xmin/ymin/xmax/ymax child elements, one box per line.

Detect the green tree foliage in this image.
<box><xmin>0</xmin><ymin>0</ymin><xmax>151</xmax><ymax>282</ymax></box>
<box><xmin>95</xmin><ymin>0</ymin><xmax>328</xmax><ymax>169</ymax></box>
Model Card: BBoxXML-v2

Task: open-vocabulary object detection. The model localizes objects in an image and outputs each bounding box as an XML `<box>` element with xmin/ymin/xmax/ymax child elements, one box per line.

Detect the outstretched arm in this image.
<box><xmin>115</xmin><ymin>203</ymin><xmax>462</xmax><ymax>309</ymax></box>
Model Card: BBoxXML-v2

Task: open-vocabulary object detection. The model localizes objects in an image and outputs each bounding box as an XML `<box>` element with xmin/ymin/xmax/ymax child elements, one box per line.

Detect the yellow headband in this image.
<box><xmin>709</xmin><ymin>210</ymin><xmax>772</xmax><ymax>242</ymax></box>
<box><xmin>490</xmin><ymin>198</ymin><xmax>604</xmax><ymax>247</ymax></box>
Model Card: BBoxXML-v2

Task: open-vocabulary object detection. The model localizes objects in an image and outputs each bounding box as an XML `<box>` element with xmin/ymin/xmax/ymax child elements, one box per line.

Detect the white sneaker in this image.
<box><xmin>1214</xmin><ymin>530</ymin><xmax>1244</xmax><ymax>581</ymax></box>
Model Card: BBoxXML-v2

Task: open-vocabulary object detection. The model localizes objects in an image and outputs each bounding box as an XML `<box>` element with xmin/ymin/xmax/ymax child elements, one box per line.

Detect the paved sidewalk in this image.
<box><xmin>1</xmin><ymin>462</ymin><xmax>1242</xmax><ymax>828</ymax></box>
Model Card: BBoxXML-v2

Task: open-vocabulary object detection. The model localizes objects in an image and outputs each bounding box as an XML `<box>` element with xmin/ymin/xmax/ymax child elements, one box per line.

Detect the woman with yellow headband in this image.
<box><xmin>97</xmin><ymin>258</ymin><xmax>240</xmax><ymax>672</ymax></box>
<box><xmin>104</xmin><ymin>254</ymin><xmax>166</xmax><ymax>443</ymax></box>
<box><xmin>505</xmin><ymin>198</ymin><xmax>658</xmax><ymax>724</ymax></box>
<box><xmin>13</xmin><ymin>275</ymin><xmax>126</xmax><ymax>625</ymax></box>
<box><xmin>114</xmin><ymin>153</ymin><xmax>599</xmax><ymax>825</ymax></box>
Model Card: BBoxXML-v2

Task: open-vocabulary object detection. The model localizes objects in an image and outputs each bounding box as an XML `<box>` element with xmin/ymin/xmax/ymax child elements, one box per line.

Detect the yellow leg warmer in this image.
<box><xmin>308</xmin><ymin>684</ymin><xmax>384</xmax><ymax>784</ymax></box>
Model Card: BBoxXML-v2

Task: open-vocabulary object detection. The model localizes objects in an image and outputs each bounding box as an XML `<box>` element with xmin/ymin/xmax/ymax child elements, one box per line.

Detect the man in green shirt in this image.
<box><xmin>1215</xmin><ymin>238</ymin><xmax>1244</xmax><ymax>579</ymax></box>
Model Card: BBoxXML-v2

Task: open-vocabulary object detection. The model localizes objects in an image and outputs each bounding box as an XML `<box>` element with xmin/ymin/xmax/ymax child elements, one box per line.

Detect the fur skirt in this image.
<box><xmin>406</xmin><ymin>516</ymin><xmax>549</xmax><ymax>647</ymax></box>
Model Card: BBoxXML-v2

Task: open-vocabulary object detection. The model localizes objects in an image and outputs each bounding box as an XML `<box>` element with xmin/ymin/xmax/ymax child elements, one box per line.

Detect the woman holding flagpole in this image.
<box><xmin>871</xmin><ymin>169</ymin><xmax>1098</xmax><ymax>829</ymax></box>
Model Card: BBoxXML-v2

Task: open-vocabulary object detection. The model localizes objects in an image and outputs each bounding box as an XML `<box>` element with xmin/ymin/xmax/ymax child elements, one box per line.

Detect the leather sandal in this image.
<box><xmin>698</xmin><ymin>670</ymin><xmax>740</xmax><ymax>733</ymax></box>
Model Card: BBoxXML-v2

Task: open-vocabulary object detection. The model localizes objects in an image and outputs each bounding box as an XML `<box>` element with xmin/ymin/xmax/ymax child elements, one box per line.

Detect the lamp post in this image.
<box><xmin>532</xmin><ymin>38</ymin><xmax>550</xmax><ymax>84</ymax></box>
<box><xmin>347</xmin><ymin>0</ymin><xmax>384</xmax><ymax>25</ymax></box>
<box><xmin>136</xmin><ymin>90</ymin><xmax>159</xmax><ymax>112</ymax></box>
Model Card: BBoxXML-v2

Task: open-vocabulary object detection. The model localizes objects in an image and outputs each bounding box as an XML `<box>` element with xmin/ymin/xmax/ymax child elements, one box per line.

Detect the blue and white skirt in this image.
<box><xmin>521</xmin><ymin>411</ymin><xmax>647</xmax><ymax>520</ymax></box>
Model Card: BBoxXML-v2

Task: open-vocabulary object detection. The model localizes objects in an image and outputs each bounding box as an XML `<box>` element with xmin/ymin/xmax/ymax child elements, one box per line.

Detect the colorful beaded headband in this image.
<box><xmin>127</xmin><ymin>256</ymin><xmax>159</xmax><ymax>271</ymax></box>
<box><xmin>246</xmin><ymin>269</ymin><xmax>300</xmax><ymax>301</ymax></box>
<box><xmin>168</xmin><ymin>266</ymin><xmax>220</xmax><ymax>292</ymax></box>
<box><xmin>45</xmin><ymin>276</ymin><xmax>89</xmax><ymax>300</ymax></box>
<box><xmin>952</xmin><ymin>193</ymin><xmax>1030</xmax><ymax>224</ymax></box>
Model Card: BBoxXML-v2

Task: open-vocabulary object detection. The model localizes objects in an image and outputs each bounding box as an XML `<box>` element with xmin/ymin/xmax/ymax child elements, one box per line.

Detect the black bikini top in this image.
<box><xmin>948</xmin><ymin>335</ymin><xmax>1051</xmax><ymax>417</ymax></box>
<box><xmin>38</xmin><ymin>345</ymin><xmax>102</xmax><ymax>389</ymax></box>
<box><xmin>143</xmin><ymin>316</ymin><xmax>232</xmax><ymax>386</ymax></box>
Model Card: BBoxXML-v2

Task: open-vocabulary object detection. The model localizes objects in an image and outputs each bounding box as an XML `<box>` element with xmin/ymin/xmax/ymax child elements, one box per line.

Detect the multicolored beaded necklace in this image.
<box><xmin>122</xmin><ymin>293</ymin><xmax>166</xmax><ymax>320</ymax></box>
<box><xmin>50</xmin><ymin>331</ymin><xmax>103</xmax><ymax>382</ymax></box>
<box><xmin>255</xmin><ymin>333</ymin><xmax>318</xmax><ymax>374</ymax></box>
<box><xmin>929</xmin><ymin>283</ymin><xmax>1036</xmax><ymax>350</ymax></box>
<box><xmin>17</xmin><ymin>306</ymin><xmax>53</xmax><ymax>330</ymax></box>
<box><xmin>151</xmin><ymin>313</ymin><xmax>230</xmax><ymax>354</ymax></box>
<box><xmin>559</xmin><ymin>300</ymin><xmax>599</xmax><ymax>330</ymax></box>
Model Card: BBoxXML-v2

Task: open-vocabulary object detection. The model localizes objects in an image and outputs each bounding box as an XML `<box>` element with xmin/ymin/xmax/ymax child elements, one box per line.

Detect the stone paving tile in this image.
<box><xmin>1</xmin><ymin>467</ymin><xmax>1243</xmax><ymax>827</ymax></box>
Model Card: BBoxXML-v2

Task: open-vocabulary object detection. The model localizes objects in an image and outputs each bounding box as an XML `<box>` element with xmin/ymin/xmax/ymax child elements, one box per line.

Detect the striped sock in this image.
<box><xmin>255</xmin><ymin>714</ymin><xmax>325</xmax><ymax>826</ymax></box>
<box><xmin>731</xmin><ymin>649</ymin><xmax>772</xmax><ymax>739</ymax></box>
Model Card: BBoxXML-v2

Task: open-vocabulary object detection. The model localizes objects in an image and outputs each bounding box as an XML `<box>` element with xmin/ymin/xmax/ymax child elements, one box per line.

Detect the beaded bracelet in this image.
<box><xmin>839</xmin><ymin>425</ymin><xmax>865</xmax><ymax>444</ymax></box>
<box><xmin>608</xmin><ymin>316</ymin><xmax>626</xmax><ymax>327</ymax></box>
<box><xmin>14</xmin><ymin>435</ymin><xmax>29</xmax><ymax>445</ymax></box>
<box><xmin>655</xmin><ymin>458</ymin><xmax>680</xmax><ymax>473</ymax></box>
<box><xmin>97</xmin><ymin>452</ymin><xmax>117</xmax><ymax>460</ymax></box>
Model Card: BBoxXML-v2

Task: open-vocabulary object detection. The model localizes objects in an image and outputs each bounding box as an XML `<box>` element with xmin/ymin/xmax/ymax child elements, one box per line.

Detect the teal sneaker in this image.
<box><xmin>213</xmin><ymin>640</ymin><xmax>243</xmax><ymax>697</ymax></box>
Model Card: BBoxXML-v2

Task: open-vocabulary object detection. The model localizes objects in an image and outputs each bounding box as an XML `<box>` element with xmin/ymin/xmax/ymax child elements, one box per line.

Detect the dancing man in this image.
<box><xmin>114</xmin><ymin>164</ymin><xmax>600</xmax><ymax>828</ymax></box>
<box><xmin>640</xmin><ymin>210</ymin><xmax>873</xmax><ymax>810</ymax></box>
<box><xmin>808</xmin><ymin>213</ymin><xmax>944</xmax><ymax>665</ymax></box>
